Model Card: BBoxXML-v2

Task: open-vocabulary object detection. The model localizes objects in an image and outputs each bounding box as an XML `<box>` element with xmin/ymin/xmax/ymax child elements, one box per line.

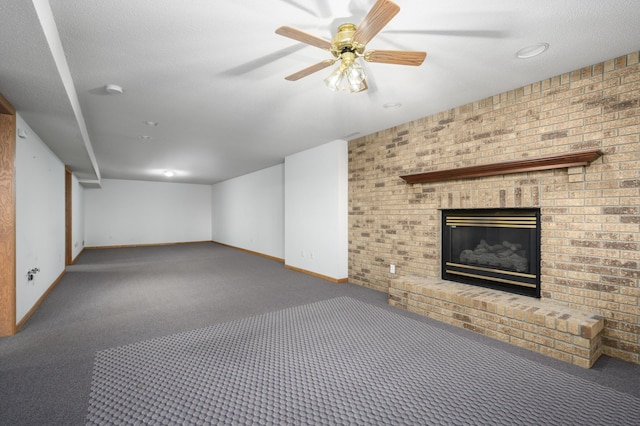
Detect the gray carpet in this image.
<box><xmin>86</xmin><ymin>296</ymin><xmax>640</xmax><ymax>425</ymax></box>
<box><xmin>2</xmin><ymin>244</ymin><xmax>639</xmax><ymax>424</ymax></box>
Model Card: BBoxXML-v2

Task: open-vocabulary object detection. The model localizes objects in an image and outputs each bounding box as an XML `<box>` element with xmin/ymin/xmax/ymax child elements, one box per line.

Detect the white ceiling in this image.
<box><xmin>1</xmin><ymin>0</ymin><xmax>639</xmax><ymax>186</ymax></box>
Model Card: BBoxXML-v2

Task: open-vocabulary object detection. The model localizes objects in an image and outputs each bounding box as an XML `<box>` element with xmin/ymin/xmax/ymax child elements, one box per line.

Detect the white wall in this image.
<box><xmin>211</xmin><ymin>164</ymin><xmax>284</xmax><ymax>259</ymax></box>
<box><xmin>71</xmin><ymin>173</ymin><xmax>84</xmax><ymax>260</ymax></box>
<box><xmin>15</xmin><ymin>113</ymin><xmax>66</xmax><ymax>323</ymax></box>
<box><xmin>84</xmin><ymin>179</ymin><xmax>212</xmax><ymax>247</ymax></box>
<box><xmin>284</xmin><ymin>140</ymin><xmax>348</xmax><ymax>280</ymax></box>
<box><xmin>12</xmin><ymin>128</ymin><xmax>345</xmax><ymax>324</ymax></box>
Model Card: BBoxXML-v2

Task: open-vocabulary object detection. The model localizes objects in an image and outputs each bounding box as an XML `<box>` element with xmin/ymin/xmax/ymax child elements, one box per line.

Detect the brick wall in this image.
<box><xmin>348</xmin><ymin>52</ymin><xmax>640</xmax><ymax>364</ymax></box>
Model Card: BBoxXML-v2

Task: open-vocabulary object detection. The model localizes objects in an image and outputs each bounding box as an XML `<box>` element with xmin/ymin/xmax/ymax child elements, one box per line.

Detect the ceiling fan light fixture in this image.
<box><xmin>277</xmin><ymin>0</ymin><xmax>424</xmax><ymax>92</ymax></box>
<box><xmin>346</xmin><ymin>61</ymin><xmax>366</xmax><ymax>85</ymax></box>
<box><xmin>347</xmin><ymin>76</ymin><xmax>366</xmax><ymax>93</ymax></box>
<box><xmin>324</xmin><ymin>51</ymin><xmax>367</xmax><ymax>93</ymax></box>
<box><xmin>324</xmin><ymin>65</ymin><xmax>345</xmax><ymax>91</ymax></box>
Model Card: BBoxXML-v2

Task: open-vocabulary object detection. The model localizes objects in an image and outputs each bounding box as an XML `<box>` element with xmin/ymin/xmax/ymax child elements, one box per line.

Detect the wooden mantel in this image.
<box><xmin>400</xmin><ymin>150</ymin><xmax>603</xmax><ymax>184</ymax></box>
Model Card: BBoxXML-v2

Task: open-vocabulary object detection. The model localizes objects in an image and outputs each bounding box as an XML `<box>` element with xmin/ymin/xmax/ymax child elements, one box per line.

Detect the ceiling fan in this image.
<box><xmin>275</xmin><ymin>0</ymin><xmax>426</xmax><ymax>93</ymax></box>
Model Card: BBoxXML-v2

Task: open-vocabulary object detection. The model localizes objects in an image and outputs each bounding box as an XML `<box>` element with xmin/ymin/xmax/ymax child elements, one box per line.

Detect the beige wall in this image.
<box><xmin>349</xmin><ymin>52</ymin><xmax>640</xmax><ymax>364</ymax></box>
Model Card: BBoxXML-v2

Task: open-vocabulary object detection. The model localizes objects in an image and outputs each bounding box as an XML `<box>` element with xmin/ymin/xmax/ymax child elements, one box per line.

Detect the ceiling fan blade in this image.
<box><xmin>275</xmin><ymin>26</ymin><xmax>332</xmax><ymax>50</ymax></box>
<box><xmin>284</xmin><ymin>59</ymin><xmax>336</xmax><ymax>81</ymax></box>
<box><xmin>364</xmin><ymin>50</ymin><xmax>426</xmax><ymax>66</ymax></box>
<box><xmin>352</xmin><ymin>0</ymin><xmax>400</xmax><ymax>46</ymax></box>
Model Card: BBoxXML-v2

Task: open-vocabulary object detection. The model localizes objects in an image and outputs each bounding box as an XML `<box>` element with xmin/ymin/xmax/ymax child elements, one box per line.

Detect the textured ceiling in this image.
<box><xmin>1</xmin><ymin>0</ymin><xmax>639</xmax><ymax>185</ymax></box>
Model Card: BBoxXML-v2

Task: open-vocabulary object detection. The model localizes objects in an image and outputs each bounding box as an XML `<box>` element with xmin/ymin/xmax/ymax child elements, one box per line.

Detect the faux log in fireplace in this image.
<box><xmin>442</xmin><ymin>209</ymin><xmax>541</xmax><ymax>297</ymax></box>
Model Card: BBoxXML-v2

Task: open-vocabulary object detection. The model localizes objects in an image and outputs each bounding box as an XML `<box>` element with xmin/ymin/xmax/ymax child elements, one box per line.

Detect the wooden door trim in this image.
<box><xmin>65</xmin><ymin>168</ymin><xmax>72</xmax><ymax>265</ymax></box>
<box><xmin>0</xmin><ymin>93</ymin><xmax>17</xmax><ymax>336</ymax></box>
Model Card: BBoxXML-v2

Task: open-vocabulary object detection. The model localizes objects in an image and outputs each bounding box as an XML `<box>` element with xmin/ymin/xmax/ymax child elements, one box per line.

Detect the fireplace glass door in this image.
<box><xmin>442</xmin><ymin>209</ymin><xmax>541</xmax><ymax>297</ymax></box>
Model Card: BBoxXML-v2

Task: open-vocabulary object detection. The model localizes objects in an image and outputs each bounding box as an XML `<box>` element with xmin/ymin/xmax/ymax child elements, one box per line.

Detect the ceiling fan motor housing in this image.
<box><xmin>330</xmin><ymin>23</ymin><xmax>365</xmax><ymax>58</ymax></box>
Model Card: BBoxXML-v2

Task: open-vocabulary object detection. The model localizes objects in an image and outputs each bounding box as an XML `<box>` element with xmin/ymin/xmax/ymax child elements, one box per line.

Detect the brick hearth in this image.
<box><xmin>389</xmin><ymin>275</ymin><xmax>604</xmax><ymax>368</ymax></box>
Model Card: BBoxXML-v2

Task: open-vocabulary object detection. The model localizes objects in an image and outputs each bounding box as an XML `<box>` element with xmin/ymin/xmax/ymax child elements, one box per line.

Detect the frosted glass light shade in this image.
<box><xmin>324</xmin><ymin>66</ymin><xmax>345</xmax><ymax>91</ymax></box>
<box><xmin>324</xmin><ymin>59</ymin><xmax>367</xmax><ymax>93</ymax></box>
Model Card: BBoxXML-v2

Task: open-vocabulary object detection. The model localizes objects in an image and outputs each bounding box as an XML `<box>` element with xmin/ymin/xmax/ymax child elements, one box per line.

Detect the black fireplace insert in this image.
<box><xmin>442</xmin><ymin>208</ymin><xmax>541</xmax><ymax>297</ymax></box>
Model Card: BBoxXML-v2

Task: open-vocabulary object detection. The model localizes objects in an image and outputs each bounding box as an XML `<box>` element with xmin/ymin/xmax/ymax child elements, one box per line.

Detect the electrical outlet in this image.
<box><xmin>390</xmin><ymin>264</ymin><xmax>396</xmax><ymax>274</ymax></box>
<box><xmin>27</xmin><ymin>267</ymin><xmax>40</xmax><ymax>281</ymax></box>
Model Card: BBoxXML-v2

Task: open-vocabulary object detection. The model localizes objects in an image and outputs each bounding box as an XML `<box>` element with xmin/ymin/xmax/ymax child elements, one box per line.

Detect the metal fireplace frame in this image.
<box><xmin>441</xmin><ymin>208</ymin><xmax>541</xmax><ymax>298</ymax></box>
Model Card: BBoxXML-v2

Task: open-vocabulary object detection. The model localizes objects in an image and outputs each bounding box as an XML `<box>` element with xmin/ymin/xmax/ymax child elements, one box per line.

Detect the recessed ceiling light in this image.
<box><xmin>144</xmin><ymin>121</ymin><xmax>159</xmax><ymax>126</ymax></box>
<box><xmin>138</xmin><ymin>135</ymin><xmax>153</xmax><ymax>140</ymax></box>
<box><xmin>105</xmin><ymin>84</ymin><xmax>123</xmax><ymax>94</ymax></box>
<box><xmin>163</xmin><ymin>171</ymin><xmax>175</xmax><ymax>177</ymax></box>
<box><xmin>516</xmin><ymin>43</ymin><xmax>549</xmax><ymax>59</ymax></box>
<box><xmin>383</xmin><ymin>102</ymin><xmax>402</xmax><ymax>109</ymax></box>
